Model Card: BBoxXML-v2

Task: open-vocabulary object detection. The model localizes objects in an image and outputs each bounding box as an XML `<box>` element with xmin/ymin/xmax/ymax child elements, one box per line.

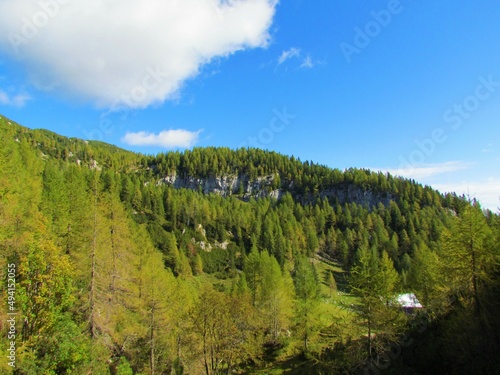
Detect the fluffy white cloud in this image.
<box><xmin>0</xmin><ymin>0</ymin><xmax>278</xmax><ymax>109</ymax></box>
<box><xmin>383</xmin><ymin>161</ymin><xmax>472</xmax><ymax>180</ymax></box>
<box><xmin>122</xmin><ymin>129</ymin><xmax>202</xmax><ymax>148</ymax></box>
<box><xmin>0</xmin><ymin>89</ymin><xmax>30</xmax><ymax>107</ymax></box>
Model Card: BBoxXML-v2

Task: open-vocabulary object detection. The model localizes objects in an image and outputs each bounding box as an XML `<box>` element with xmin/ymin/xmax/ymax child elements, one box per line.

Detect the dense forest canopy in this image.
<box><xmin>1</xmin><ymin>115</ymin><xmax>499</xmax><ymax>374</ymax></box>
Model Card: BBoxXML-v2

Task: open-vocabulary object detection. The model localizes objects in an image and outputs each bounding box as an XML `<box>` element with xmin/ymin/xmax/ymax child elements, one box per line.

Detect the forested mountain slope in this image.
<box><xmin>1</xmin><ymin>115</ymin><xmax>499</xmax><ymax>374</ymax></box>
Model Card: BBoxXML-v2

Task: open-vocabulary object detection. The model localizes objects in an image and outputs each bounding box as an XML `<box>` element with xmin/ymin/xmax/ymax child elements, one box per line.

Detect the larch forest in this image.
<box><xmin>1</xmin><ymin>115</ymin><xmax>499</xmax><ymax>375</ymax></box>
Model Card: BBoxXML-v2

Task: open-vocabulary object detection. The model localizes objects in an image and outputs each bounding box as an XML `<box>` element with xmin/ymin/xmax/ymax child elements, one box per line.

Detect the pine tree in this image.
<box><xmin>349</xmin><ymin>246</ymin><xmax>404</xmax><ymax>360</ymax></box>
<box><xmin>327</xmin><ymin>271</ymin><xmax>337</xmax><ymax>298</ymax></box>
<box><xmin>408</xmin><ymin>244</ymin><xmax>440</xmax><ymax>309</ymax></box>
<box><xmin>378</xmin><ymin>251</ymin><xmax>400</xmax><ymax>302</ymax></box>
<box><xmin>440</xmin><ymin>203</ymin><xmax>497</xmax><ymax>312</ymax></box>
<box><xmin>293</xmin><ymin>256</ymin><xmax>320</xmax><ymax>353</ymax></box>
<box><xmin>244</xmin><ymin>245</ymin><xmax>263</xmax><ymax>307</ymax></box>
<box><xmin>140</xmin><ymin>251</ymin><xmax>177</xmax><ymax>374</ymax></box>
<box><xmin>40</xmin><ymin>162</ymin><xmax>70</xmax><ymax>242</ymax></box>
<box><xmin>260</xmin><ymin>251</ymin><xmax>293</xmax><ymax>343</ymax></box>
<box><xmin>164</xmin><ymin>232</ymin><xmax>182</xmax><ymax>274</ymax></box>
<box><xmin>194</xmin><ymin>253</ymin><xmax>204</xmax><ymax>275</ymax></box>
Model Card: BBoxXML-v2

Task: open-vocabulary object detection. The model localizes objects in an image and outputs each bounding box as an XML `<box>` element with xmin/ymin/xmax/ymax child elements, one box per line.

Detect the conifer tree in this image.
<box><xmin>327</xmin><ymin>271</ymin><xmax>337</xmax><ymax>298</ymax></box>
<box><xmin>194</xmin><ymin>253</ymin><xmax>204</xmax><ymax>275</ymax></box>
<box><xmin>244</xmin><ymin>245</ymin><xmax>263</xmax><ymax>307</ymax></box>
<box><xmin>260</xmin><ymin>251</ymin><xmax>294</xmax><ymax>343</ymax></box>
<box><xmin>440</xmin><ymin>203</ymin><xmax>497</xmax><ymax>312</ymax></box>
<box><xmin>164</xmin><ymin>232</ymin><xmax>182</xmax><ymax>274</ymax></box>
<box><xmin>349</xmin><ymin>246</ymin><xmax>404</xmax><ymax>360</ymax></box>
<box><xmin>408</xmin><ymin>244</ymin><xmax>440</xmax><ymax>308</ymax></box>
<box><xmin>140</xmin><ymin>250</ymin><xmax>177</xmax><ymax>374</ymax></box>
<box><xmin>40</xmin><ymin>163</ymin><xmax>70</xmax><ymax>241</ymax></box>
<box><xmin>232</xmin><ymin>273</ymin><xmax>250</xmax><ymax>297</ymax></box>
<box><xmin>293</xmin><ymin>256</ymin><xmax>320</xmax><ymax>353</ymax></box>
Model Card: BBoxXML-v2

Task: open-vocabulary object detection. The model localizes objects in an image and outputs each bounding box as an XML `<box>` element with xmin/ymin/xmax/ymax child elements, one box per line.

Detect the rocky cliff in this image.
<box><xmin>159</xmin><ymin>173</ymin><xmax>394</xmax><ymax>208</ymax></box>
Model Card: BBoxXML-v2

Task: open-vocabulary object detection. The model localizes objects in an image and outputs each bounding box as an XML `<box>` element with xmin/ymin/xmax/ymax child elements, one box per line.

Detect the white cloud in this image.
<box><xmin>277</xmin><ymin>48</ymin><xmax>318</xmax><ymax>69</ymax></box>
<box><xmin>376</xmin><ymin>161</ymin><xmax>499</xmax><ymax>211</ymax></box>
<box><xmin>122</xmin><ymin>129</ymin><xmax>202</xmax><ymax>149</ymax></box>
<box><xmin>0</xmin><ymin>89</ymin><xmax>30</xmax><ymax>107</ymax></box>
<box><xmin>382</xmin><ymin>161</ymin><xmax>472</xmax><ymax>180</ymax></box>
<box><xmin>432</xmin><ymin>178</ymin><xmax>500</xmax><ymax>212</ymax></box>
<box><xmin>299</xmin><ymin>55</ymin><xmax>314</xmax><ymax>69</ymax></box>
<box><xmin>278</xmin><ymin>47</ymin><xmax>301</xmax><ymax>65</ymax></box>
<box><xmin>0</xmin><ymin>0</ymin><xmax>278</xmax><ymax>109</ymax></box>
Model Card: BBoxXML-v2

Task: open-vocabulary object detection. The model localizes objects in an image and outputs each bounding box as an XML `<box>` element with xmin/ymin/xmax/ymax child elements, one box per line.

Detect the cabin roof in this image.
<box><xmin>397</xmin><ymin>293</ymin><xmax>423</xmax><ymax>308</ymax></box>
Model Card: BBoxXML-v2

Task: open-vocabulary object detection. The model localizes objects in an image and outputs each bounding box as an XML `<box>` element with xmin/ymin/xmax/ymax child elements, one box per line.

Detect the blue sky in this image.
<box><xmin>0</xmin><ymin>0</ymin><xmax>499</xmax><ymax>210</ymax></box>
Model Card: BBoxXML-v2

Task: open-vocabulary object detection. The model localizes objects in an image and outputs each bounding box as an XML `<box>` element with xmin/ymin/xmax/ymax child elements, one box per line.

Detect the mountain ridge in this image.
<box><xmin>1</xmin><ymin>113</ymin><xmax>498</xmax><ymax>375</ymax></box>
<box><xmin>1</xmin><ymin>113</ymin><xmax>449</xmax><ymax>211</ymax></box>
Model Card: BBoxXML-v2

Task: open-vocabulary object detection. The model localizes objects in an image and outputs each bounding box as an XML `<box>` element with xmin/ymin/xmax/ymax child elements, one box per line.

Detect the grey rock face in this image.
<box><xmin>160</xmin><ymin>174</ymin><xmax>393</xmax><ymax>208</ymax></box>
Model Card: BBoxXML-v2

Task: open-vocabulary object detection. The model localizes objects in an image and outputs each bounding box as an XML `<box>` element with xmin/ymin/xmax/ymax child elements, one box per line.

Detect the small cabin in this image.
<box><xmin>396</xmin><ymin>293</ymin><xmax>423</xmax><ymax>314</ymax></box>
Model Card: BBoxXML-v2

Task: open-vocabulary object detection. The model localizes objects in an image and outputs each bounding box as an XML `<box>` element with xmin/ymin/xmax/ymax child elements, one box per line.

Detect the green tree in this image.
<box><xmin>191</xmin><ymin>285</ymin><xmax>259</xmax><ymax>375</ymax></box>
<box><xmin>244</xmin><ymin>245</ymin><xmax>263</xmax><ymax>307</ymax></box>
<box><xmin>140</xmin><ymin>251</ymin><xmax>177</xmax><ymax>375</ymax></box>
<box><xmin>293</xmin><ymin>256</ymin><xmax>320</xmax><ymax>353</ymax></box>
<box><xmin>18</xmin><ymin>236</ymin><xmax>74</xmax><ymax>339</ymax></box>
<box><xmin>440</xmin><ymin>203</ymin><xmax>497</xmax><ymax>312</ymax></box>
<box><xmin>349</xmin><ymin>246</ymin><xmax>404</xmax><ymax>361</ymax></box>
<box><xmin>116</xmin><ymin>356</ymin><xmax>134</xmax><ymax>375</ymax></box>
<box><xmin>164</xmin><ymin>232</ymin><xmax>182</xmax><ymax>275</ymax></box>
<box><xmin>194</xmin><ymin>253</ymin><xmax>204</xmax><ymax>275</ymax></box>
<box><xmin>408</xmin><ymin>244</ymin><xmax>440</xmax><ymax>309</ymax></box>
<box><xmin>327</xmin><ymin>271</ymin><xmax>337</xmax><ymax>298</ymax></box>
<box><xmin>232</xmin><ymin>273</ymin><xmax>250</xmax><ymax>297</ymax></box>
<box><xmin>260</xmin><ymin>251</ymin><xmax>294</xmax><ymax>343</ymax></box>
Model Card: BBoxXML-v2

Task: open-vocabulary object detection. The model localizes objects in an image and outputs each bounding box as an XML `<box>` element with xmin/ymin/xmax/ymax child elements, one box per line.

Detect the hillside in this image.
<box><xmin>1</xmin><ymin>114</ymin><xmax>499</xmax><ymax>375</ymax></box>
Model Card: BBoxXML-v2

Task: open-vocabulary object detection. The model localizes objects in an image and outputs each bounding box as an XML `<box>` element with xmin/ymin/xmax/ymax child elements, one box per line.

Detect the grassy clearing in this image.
<box><xmin>245</xmin><ymin>256</ymin><xmax>363</xmax><ymax>374</ymax></box>
<box><xmin>197</xmin><ymin>256</ymin><xmax>364</xmax><ymax>374</ymax></box>
<box><xmin>313</xmin><ymin>254</ymin><xmax>357</xmax><ymax>324</ymax></box>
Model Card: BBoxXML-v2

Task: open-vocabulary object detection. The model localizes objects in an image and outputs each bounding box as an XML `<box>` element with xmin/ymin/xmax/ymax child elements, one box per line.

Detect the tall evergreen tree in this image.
<box><xmin>293</xmin><ymin>256</ymin><xmax>321</xmax><ymax>353</ymax></box>
<box><xmin>349</xmin><ymin>246</ymin><xmax>404</xmax><ymax>361</ymax></box>
<box><xmin>260</xmin><ymin>251</ymin><xmax>294</xmax><ymax>343</ymax></box>
<box><xmin>440</xmin><ymin>203</ymin><xmax>497</xmax><ymax>312</ymax></box>
<box><xmin>408</xmin><ymin>243</ymin><xmax>440</xmax><ymax>309</ymax></box>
